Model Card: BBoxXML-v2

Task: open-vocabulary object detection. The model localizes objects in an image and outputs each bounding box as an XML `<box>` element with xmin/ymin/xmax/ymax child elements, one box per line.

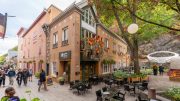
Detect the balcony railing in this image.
<box><xmin>62</xmin><ymin>40</ymin><xmax>68</xmax><ymax>46</ymax></box>
<box><xmin>80</xmin><ymin>50</ymin><xmax>100</xmax><ymax>61</ymax></box>
<box><xmin>53</xmin><ymin>43</ymin><xmax>58</xmax><ymax>48</ymax></box>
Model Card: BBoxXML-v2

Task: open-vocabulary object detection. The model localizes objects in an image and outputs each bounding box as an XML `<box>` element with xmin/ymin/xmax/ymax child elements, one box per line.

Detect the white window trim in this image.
<box><xmin>102</xmin><ymin>64</ymin><xmax>111</xmax><ymax>74</ymax></box>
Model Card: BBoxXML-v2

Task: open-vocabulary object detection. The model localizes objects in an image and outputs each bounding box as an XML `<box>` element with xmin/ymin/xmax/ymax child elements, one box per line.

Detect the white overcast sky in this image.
<box><xmin>0</xmin><ymin>0</ymin><xmax>81</xmax><ymax>55</ymax></box>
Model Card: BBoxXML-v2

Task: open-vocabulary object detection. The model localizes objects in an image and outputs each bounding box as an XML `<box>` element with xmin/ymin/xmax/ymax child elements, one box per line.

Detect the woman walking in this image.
<box><xmin>28</xmin><ymin>69</ymin><xmax>33</xmax><ymax>82</ymax></box>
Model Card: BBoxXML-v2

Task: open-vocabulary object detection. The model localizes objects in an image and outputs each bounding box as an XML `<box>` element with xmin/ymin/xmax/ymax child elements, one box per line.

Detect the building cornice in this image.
<box><xmin>22</xmin><ymin>11</ymin><xmax>46</xmax><ymax>37</ymax></box>
<box><xmin>49</xmin><ymin>4</ymin><xmax>83</xmax><ymax>27</ymax></box>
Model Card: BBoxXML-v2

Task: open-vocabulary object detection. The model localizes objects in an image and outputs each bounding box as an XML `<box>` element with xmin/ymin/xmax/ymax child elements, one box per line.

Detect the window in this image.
<box><xmin>82</xmin><ymin>8</ymin><xmax>95</xmax><ymax>27</ymax></box>
<box><xmin>104</xmin><ymin>38</ymin><xmax>109</xmax><ymax>48</ymax></box>
<box><xmin>62</xmin><ymin>27</ymin><xmax>68</xmax><ymax>46</ymax></box>
<box><xmin>81</xmin><ymin>28</ymin><xmax>94</xmax><ymax>39</ymax></box>
<box><xmin>53</xmin><ymin>32</ymin><xmax>58</xmax><ymax>48</ymax></box>
<box><xmin>103</xmin><ymin>64</ymin><xmax>111</xmax><ymax>74</ymax></box>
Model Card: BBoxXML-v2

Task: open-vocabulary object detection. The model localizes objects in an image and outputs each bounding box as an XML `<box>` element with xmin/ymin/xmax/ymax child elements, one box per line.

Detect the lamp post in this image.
<box><xmin>127</xmin><ymin>23</ymin><xmax>139</xmax><ymax>72</ymax></box>
<box><xmin>127</xmin><ymin>23</ymin><xmax>139</xmax><ymax>34</ymax></box>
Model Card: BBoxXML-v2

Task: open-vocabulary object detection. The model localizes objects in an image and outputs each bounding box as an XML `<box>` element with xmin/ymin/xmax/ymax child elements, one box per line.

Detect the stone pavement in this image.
<box><xmin>0</xmin><ymin>77</ymin><xmax>136</xmax><ymax>101</ymax></box>
<box><xmin>148</xmin><ymin>75</ymin><xmax>180</xmax><ymax>91</ymax></box>
<box><xmin>0</xmin><ymin>75</ymin><xmax>178</xmax><ymax>101</ymax></box>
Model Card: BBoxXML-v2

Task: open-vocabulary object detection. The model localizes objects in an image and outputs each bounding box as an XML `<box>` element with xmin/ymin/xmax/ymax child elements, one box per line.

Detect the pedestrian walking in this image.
<box><xmin>159</xmin><ymin>65</ymin><xmax>164</xmax><ymax>76</ymax></box>
<box><xmin>7</xmin><ymin>68</ymin><xmax>16</xmax><ymax>85</ymax></box>
<box><xmin>2</xmin><ymin>69</ymin><xmax>6</xmax><ymax>87</ymax></box>
<box><xmin>38</xmin><ymin>69</ymin><xmax>48</xmax><ymax>92</ymax></box>
<box><xmin>0</xmin><ymin>70</ymin><xmax>3</xmax><ymax>87</ymax></box>
<box><xmin>28</xmin><ymin>69</ymin><xmax>33</xmax><ymax>82</ymax></box>
<box><xmin>16</xmin><ymin>69</ymin><xmax>23</xmax><ymax>87</ymax></box>
<box><xmin>1</xmin><ymin>87</ymin><xmax>20</xmax><ymax>101</ymax></box>
<box><xmin>22</xmin><ymin>68</ymin><xmax>29</xmax><ymax>86</ymax></box>
<box><xmin>152</xmin><ymin>64</ymin><xmax>158</xmax><ymax>76</ymax></box>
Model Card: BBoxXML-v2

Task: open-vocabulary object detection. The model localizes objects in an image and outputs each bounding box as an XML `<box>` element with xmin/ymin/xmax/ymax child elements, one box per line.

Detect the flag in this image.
<box><xmin>0</xmin><ymin>13</ymin><xmax>7</xmax><ymax>38</ymax></box>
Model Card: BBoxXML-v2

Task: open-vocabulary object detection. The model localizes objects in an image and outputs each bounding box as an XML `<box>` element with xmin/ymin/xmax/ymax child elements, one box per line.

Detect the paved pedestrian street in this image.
<box><xmin>1</xmin><ymin>75</ymin><xmax>180</xmax><ymax>101</ymax></box>
<box><xmin>0</xmin><ymin>77</ymin><xmax>137</xmax><ymax>101</ymax></box>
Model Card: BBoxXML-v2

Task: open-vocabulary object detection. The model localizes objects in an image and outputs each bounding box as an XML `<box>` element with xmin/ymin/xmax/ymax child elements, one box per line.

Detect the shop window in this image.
<box><xmin>52</xmin><ymin>62</ymin><xmax>57</xmax><ymax>77</ymax></box>
<box><xmin>103</xmin><ymin>64</ymin><xmax>111</xmax><ymax>74</ymax></box>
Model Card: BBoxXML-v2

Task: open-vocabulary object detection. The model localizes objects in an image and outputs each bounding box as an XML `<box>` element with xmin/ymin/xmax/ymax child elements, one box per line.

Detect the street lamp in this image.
<box><xmin>127</xmin><ymin>23</ymin><xmax>139</xmax><ymax>34</ymax></box>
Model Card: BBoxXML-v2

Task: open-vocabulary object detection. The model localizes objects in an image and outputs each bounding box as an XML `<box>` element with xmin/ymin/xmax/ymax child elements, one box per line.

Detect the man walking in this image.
<box><xmin>38</xmin><ymin>69</ymin><xmax>48</xmax><ymax>92</ymax></box>
<box><xmin>7</xmin><ymin>68</ymin><xmax>16</xmax><ymax>85</ymax></box>
<box><xmin>1</xmin><ymin>69</ymin><xmax>6</xmax><ymax>87</ymax></box>
<box><xmin>22</xmin><ymin>68</ymin><xmax>29</xmax><ymax>86</ymax></box>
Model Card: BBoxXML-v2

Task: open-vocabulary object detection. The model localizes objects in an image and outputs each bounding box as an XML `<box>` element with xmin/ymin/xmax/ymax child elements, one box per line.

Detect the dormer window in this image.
<box><xmin>82</xmin><ymin>8</ymin><xmax>95</xmax><ymax>27</ymax></box>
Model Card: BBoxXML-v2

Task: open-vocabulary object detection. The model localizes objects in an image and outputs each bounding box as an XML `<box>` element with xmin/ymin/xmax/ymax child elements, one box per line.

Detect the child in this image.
<box><xmin>1</xmin><ymin>87</ymin><xmax>20</xmax><ymax>101</ymax></box>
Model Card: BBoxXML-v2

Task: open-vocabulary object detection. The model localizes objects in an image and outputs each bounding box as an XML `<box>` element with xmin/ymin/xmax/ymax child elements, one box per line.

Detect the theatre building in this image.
<box><xmin>17</xmin><ymin>5</ymin><xmax>61</xmax><ymax>74</ymax></box>
<box><xmin>48</xmin><ymin>0</ymin><xmax>129</xmax><ymax>81</ymax></box>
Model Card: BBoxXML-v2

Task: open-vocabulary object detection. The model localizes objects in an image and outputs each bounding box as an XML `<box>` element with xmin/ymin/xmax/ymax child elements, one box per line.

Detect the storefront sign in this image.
<box><xmin>59</xmin><ymin>51</ymin><xmax>71</xmax><ymax>60</ymax></box>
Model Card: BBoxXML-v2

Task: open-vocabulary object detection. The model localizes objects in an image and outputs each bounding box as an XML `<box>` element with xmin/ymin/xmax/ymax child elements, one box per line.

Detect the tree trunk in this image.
<box><xmin>133</xmin><ymin>34</ymin><xmax>140</xmax><ymax>73</ymax></box>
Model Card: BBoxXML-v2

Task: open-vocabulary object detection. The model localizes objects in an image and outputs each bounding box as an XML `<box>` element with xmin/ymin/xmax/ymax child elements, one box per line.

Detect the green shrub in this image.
<box><xmin>35</xmin><ymin>72</ymin><xmax>40</xmax><ymax>78</ymax></box>
<box><xmin>165</xmin><ymin>87</ymin><xmax>180</xmax><ymax>101</ymax></box>
<box><xmin>58</xmin><ymin>77</ymin><xmax>64</xmax><ymax>82</ymax></box>
<box><xmin>113</xmin><ymin>70</ymin><xmax>128</xmax><ymax>79</ymax></box>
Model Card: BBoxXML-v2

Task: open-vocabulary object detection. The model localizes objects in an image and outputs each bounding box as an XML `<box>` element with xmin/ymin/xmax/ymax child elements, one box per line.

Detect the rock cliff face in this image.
<box><xmin>139</xmin><ymin>32</ymin><xmax>180</xmax><ymax>56</ymax></box>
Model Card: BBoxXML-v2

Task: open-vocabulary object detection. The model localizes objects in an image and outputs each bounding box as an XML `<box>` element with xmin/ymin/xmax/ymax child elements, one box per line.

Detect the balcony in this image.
<box><xmin>62</xmin><ymin>40</ymin><xmax>68</xmax><ymax>46</ymax></box>
<box><xmin>80</xmin><ymin>50</ymin><xmax>100</xmax><ymax>61</ymax></box>
<box><xmin>53</xmin><ymin>43</ymin><xmax>58</xmax><ymax>48</ymax></box>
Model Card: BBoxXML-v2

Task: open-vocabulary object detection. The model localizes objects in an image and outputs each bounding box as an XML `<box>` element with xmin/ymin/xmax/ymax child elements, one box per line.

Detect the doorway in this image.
<box><xmin>63</xmin><ymin>61</ymin><xmax>71</xmax><ymax>82</ymax></box>
<box><xmin>46</xmin><ymin>64</ymin><xmax>49</xmax><ymax>76</ymax></box>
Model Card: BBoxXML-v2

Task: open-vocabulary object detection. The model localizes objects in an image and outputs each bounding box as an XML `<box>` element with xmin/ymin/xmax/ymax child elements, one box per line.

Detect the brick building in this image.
<box><xmin>17</xmin><ymin>5</ymin><xmax>61</xmax><ymax>73</ymax></box>
<box><xmin>47</xmin><ymin>1</ymin><xmax>130</xmax><ymax>81</ymax></box>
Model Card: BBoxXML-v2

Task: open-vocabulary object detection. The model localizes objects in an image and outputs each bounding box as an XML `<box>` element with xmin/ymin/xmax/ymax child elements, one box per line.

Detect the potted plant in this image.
<box><xmin>129</xmin><ymin>73</ymin><xmax>140</xmax><ymax>83</ymax></box>
<box><xmin>35</xmin><ymin>72</ymin><xmax>40</xmax><ymax>79</ymax></box>
<box><xmin>58</xmin><ymin>77</ymin><xmax>64</xmax><ymax>85</ymax></box>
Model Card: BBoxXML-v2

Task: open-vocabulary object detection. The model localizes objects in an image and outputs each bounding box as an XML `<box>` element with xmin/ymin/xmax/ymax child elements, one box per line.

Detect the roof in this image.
<box><xmin>50</xmin><ymin>3</ymin><xmax>83</xmax><ymax>26</ymax></box>
<box><xmin>97</xmin><ymin>23</ymin><xmax>127</xmax><ymax>45</ymax></box>
<box><xmin>17</xmin><ymin>27</ymin><xmax>26</xmax><ymax>36</ymax></box>
<box><xmin>22</xmin><ymin>11</ymin><xmax>46</xmax><ymax>37</ymax></box>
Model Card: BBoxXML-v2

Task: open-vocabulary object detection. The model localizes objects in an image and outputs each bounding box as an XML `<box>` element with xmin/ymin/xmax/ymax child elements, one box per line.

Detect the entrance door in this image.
<box><xmin>64</xmin><ymin>61</ymin><xmax>70</xmax><ymax>82</ymax></box>
<box><xmin>81</xmin><ymin>62</ymin><xmax>97</xmax><ymax>81</ymax></box>
<box><xmin>46</xmin><ymin>64</ymin><xmax>49</xmax><ymax>76</ymax></box>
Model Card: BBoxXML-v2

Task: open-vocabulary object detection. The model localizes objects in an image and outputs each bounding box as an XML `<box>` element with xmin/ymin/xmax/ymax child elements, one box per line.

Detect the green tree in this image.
<box><xmin>92</xmin><ymin>0</ymin><xmax>180</xmax><ymax>73</ymax></box>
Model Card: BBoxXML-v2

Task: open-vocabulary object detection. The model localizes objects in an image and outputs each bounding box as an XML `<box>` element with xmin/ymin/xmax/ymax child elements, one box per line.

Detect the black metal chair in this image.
<box><xmin>138</xmin><ymin>82</ymin><xmax>148</xmax><ymax>91</ymax></box>
<box><xmin>77</xmin><ymin>84</ymin><xmax>86</xmax><ymax>95</ymax></box>
<box><xmin>111</xmin><ymin>90</ymin><xmax>125</xmax><ymax>101</ymax></box>
<box><xmin>86</xmin><ymin>83</ymin><xmax>92</xmax><ymax>92</ymax></box>
<box><xmin>96</xmin><ymin>90</ymin><xmax>103</xmax><ymax>101</ymax></box>
<box><xmin>69</xmin><ymin>81</ymin><xmax>74</xmax><ymax>90</ymax></box>
<box><xmin>137</xmin><ymin>93</ymin><xmax>148</xmax><ymax>101</ymax></box>
<box><xmin>124</xmin><ymin>84</ymin><xmax>135</xmax><ymax>95</ymax></box>
<box><xmin>102</xmin><ymin>87</ymin><xmax>108</xmax><ymax>92</ymax></box>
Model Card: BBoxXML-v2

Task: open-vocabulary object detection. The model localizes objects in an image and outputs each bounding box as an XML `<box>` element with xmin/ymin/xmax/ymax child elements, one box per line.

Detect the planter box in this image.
<box><xmin>130</xmin><ymin>77</ymin><xmax>140</xmax><ymax>83</ymax></box>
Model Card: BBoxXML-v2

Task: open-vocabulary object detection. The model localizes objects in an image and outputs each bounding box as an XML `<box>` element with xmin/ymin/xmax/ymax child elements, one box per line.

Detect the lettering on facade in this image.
<box><xmin>59</xmin><ymin>51</ymin><xmax>71</xmax><ymax>60</ymax></box>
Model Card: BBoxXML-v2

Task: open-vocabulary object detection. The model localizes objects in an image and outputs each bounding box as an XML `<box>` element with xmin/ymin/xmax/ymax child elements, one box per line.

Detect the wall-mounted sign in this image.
<box><xmin>59</xmin><ymin>51</ymin><xmax>71</xmax><ymax>60</ymax></box>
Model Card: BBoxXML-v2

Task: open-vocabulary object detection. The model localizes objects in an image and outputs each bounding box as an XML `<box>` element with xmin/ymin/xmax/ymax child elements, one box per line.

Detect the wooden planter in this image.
<box><xmin>141</xmin><ymin>76</ymin><xmax>149</xmax><ymax>82</ymax></box>
<box><xmin>130</xmin><ymin>77</ymin><xmax>140</xmax><ymax>83</ymax></box>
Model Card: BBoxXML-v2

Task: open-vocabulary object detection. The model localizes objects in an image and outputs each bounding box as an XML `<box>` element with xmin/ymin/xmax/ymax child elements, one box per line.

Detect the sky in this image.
<box><xmin>0</xmin><ymin>0</ymin><xmax>81</xmax><ymax>56</ymax></box>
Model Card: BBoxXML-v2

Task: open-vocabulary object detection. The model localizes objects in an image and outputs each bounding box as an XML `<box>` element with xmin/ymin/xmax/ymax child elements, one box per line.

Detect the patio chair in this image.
<box><xmin>69</xmin><ymin>81</ymin><xmax>74</xmax><ymax>90</ymax></box>
<box><xmin>75</xmin><ymin>80</ymin><xmax>80</xmax><ymax>84</ymax></box>
<box><xmin>124</xmin><ymin>84</ymin><xmax>135</xmax><ymax>95</ymax></box>
<box><xmin>77</xmin><ymin>84</ymin><xmax>86</xmax><ymax>95</ymax></box>
<box><xmin>112</xmin><ymin>91</ymin><xmax>126</xmax><ymax>101</ymax></box>
<box><xmin>96</xmin><ymin>90</ymin><xmax>103</xmax><ymax>101</ymax></box>
<box><xmin>137</xmin><ymin>93</ymin><xmax>148</xmax><ymax>101</ymax></box>
<box><xmin>86</xmin><ymin>83</ymin><xmax>92</xmax><ymax>92</ymax></box>
<box><xmin>138</xmin><ymin>82</ymin><xmax>148</xmax><ymax>91</ymax></box>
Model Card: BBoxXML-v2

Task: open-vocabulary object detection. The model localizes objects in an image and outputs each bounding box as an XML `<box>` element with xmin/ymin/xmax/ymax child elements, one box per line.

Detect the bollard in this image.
<box><xmin>148</xmin><ymin>88</ymin><xmax>156</xmax><ymax>99</ymax></box>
